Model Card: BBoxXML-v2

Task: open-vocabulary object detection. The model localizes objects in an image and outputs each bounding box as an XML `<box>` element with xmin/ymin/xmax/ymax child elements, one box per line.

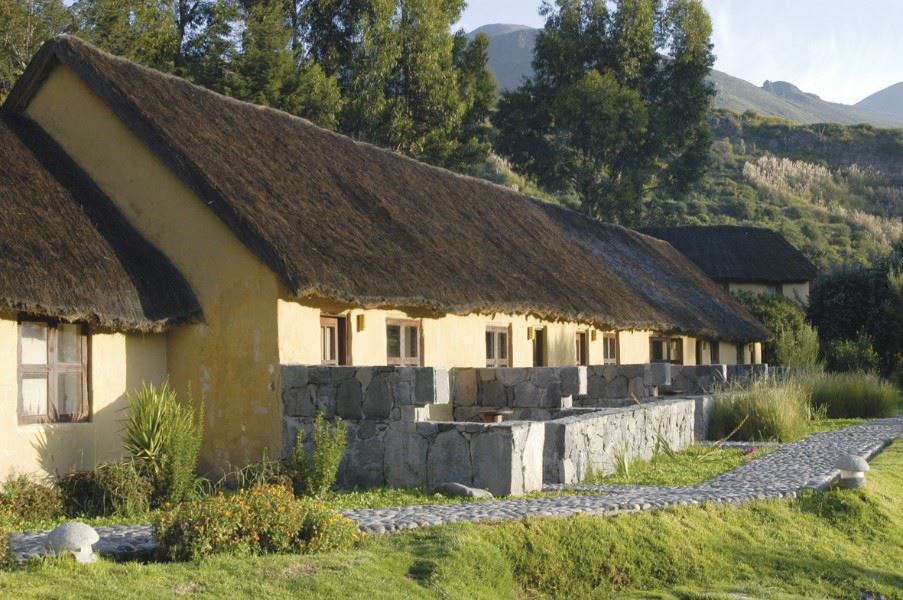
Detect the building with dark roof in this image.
<box><xmin>0</xmin><ymin>37</ymin><xmax>769</xmax><ymax>475</ymax></box>
<box><xmin>642</xmin><ymin>226</ymin><xmax>818</xmax><ymax>304</ymax></box>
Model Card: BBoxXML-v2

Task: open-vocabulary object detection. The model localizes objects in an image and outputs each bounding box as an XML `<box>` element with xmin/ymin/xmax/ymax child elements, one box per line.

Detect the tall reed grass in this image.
<box><xmin>809</xmin><ymin>372</ymin><xmax>900</xmax><ymax>419</ymax></box>
<box><xmin>709</xmin><ymin>378</ymin><xmax>810</xmax><ymax>442</ymax></box>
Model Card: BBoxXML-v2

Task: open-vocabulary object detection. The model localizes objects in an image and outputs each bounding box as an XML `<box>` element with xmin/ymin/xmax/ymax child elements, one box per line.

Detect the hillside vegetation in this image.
<box><xmin>644</xmin><ymin>111</ymin><xmax>903</xmax><ymax>271</ymax></box>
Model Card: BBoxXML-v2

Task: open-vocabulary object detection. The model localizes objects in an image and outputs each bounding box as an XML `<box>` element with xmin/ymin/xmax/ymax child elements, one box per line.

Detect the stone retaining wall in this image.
<box><xmin>451</xmin><ymin>367</ymin><xmax>587</xmax><ymax>420</ymax></box>
<box><xmin>543</xmin><ymin>398</ymin><xmax>696</xmax><ymax>485</ymax></box>
<box><xmin>282</xmin><ymin>365</ymin><xmax>545</xmax><ymax>495</ymax></box>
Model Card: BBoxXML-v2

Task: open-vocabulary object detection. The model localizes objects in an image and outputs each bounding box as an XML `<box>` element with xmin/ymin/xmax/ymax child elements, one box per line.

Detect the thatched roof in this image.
<box><xmin>6</xmin><ymin>37</ymin><xmax>767</xmax><ymax>341</ymax></box>
<box><xmin>642</xmin><ymin>226</ymin><xmax>817</xmax><ymax>284</ymax></box>
<box><xmin>541</xmin><ymin>207</ymin><xmax>771</xmax><ymax>342</ymax></box>
<box><xmin>0</xmin><ymin>114</ymin><xmax>201</xmax><ymax>332</ymax></box>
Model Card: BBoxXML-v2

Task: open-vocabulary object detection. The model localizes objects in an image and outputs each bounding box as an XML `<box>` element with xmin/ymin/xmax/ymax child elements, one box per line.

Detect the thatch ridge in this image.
<box><xmin>642</xmin><ymin>226</ymin><xmax>818</xmax><ymax>284</ymax></box>
<box><xmin>0</xmin><ymin>113</ymin><xmax>202</xmax><ymax>332</ymax></box>
<box><xmin>6</xmin><ymin>36</ymin><xmax>767</xmax><ymax>341</ymax></box>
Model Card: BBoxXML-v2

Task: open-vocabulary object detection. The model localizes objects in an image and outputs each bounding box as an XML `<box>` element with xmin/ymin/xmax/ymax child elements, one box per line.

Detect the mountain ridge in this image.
<box><xmin>468</xmin><ymin>24</ymin><xmax>903</xmax><ymax>128</ymax></box>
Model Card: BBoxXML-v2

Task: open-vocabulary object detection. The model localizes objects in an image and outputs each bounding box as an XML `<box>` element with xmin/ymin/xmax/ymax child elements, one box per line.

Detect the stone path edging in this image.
<box><xmin>10</xmin><ymin>416</ymin><xmax>903</xmax><ymax>559</ymax></box>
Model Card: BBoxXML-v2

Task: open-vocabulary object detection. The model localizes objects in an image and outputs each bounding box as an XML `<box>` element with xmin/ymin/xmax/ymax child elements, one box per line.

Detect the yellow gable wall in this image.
<box><xmin>0</xmin><ymin>317</ymin><xmax>167</xmax><ymax>478</ymax></box>
<box><xmin>26</xmin><ymin>65</ymin><xmax>284</xmax><ymax>472</ymax></box>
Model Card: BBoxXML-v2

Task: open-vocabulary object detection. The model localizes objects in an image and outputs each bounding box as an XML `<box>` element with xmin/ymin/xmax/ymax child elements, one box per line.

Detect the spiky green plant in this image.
<box><xmin>122</xmin><ymin>381</ymin><xmax>204</xmax><ymax>504</ymax></box>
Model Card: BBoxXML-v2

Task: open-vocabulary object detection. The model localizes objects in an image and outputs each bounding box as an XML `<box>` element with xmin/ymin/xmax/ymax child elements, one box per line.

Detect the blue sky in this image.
<box><xmin>456</xmin><ymin>1</ymin><xmax>903</xmax><ymax>104</ymax></box>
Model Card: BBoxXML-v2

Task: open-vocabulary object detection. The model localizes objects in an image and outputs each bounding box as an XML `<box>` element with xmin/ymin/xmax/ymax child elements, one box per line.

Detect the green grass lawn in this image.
<box><xmin>808</xmin><ymin>418</ymin><xmax>866</xmax><ymax>434</ymax></box>
<box><xmin>3</xmin><ymin>437</ymin><xmax>902</xmax><ymax>598</ymax></box>
<box><xmin>585</xmin><ymin>445</ymin><xmax>774</xmax><ymax>487</ymax></box>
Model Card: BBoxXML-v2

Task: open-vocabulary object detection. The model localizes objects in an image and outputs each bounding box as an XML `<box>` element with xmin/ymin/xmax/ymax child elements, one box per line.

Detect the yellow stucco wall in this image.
<box><xmin>26</xmin><ymin>65</ymin><xmax>284</xmax><ymax>473</ymax></box>
<box><xmin>277</xmin><ymin>302</ymin><xmax>611</xmax><ymax>368</ymax></box>
<box><xmin>0</xmin><ymin>317</ymin><xmax>167</xmax><ymax>478</ymax></box>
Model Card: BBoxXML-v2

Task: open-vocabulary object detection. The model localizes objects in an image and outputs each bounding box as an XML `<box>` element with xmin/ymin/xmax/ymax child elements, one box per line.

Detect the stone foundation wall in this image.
<box><xmin>543</xmin><ymin>398</ymin><xmax>696</xmax><ymax>485</ymax></box>
<box><xmin>451</xmin><ymin>367</ymin><xmax>587</xmax><ymax>420</ymax></box>
<box><xmin>282</xmin><ymin>365</ymin><xmax>545</xmax><ymax>495</ymax></box>
<box><xmin>661</xmin><ymin>365</ymin><xmax>728</xmax><ymax>396</ymax></box>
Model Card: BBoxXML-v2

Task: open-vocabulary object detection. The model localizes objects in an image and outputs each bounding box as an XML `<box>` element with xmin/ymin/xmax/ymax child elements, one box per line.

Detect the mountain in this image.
<box><xmin>856</xmin><ymin>82</ymin><xmax>903</xmax><ymax>123</ymax></box>
<box><xmin>466</xmin><ymin>24</ymin><xmax>538</xmax><ymax>92</ymax></box>
<box><xmin>469</xmin><ymin>23</ymin><xmax>903</xmax><ymax>128</ymax></box>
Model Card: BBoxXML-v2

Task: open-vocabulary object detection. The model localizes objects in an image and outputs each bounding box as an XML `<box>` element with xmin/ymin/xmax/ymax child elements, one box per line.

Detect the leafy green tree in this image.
<box><xmin>493</xmin><ymin>0</ymin><xmax>715</xmax><ymax>225</ymax></box>
<box><xmin>228</xmin><ymin>0</ymin><xmax>342</xmax><ymax>128</ymax></box>
<box><xmin>0</xmin><ymin>0</ymin><xmax>74</xmax><ymax>100</ymax></box>
<box><xmin>73</xmin><ymin>0</ymin><xmax>180</xmax><ymax>71</ymax></box>
<box><xmin>301</xmin><ymin>0</ymin><xmax>494</xmax><ymax>171</ymax></box>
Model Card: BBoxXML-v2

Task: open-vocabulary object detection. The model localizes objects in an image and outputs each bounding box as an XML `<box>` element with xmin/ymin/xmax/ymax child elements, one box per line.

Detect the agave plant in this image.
<box><xmin>122</xmin><ymin>381</ymin><xmax>203</xmax><ymax>504</ymax></box>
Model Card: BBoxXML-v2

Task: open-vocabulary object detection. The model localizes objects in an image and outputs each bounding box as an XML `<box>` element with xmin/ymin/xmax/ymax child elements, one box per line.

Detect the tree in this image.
<box><xmin>228</xmin><ymin>0</ymin><xmax>342</xmax><ymax>128</ymax></box>
<box><xmin>301</xmin><ymin>0</ymin><xmax>494</xmax><ymax>171</ymax></box>
<box><xmin>73</xmin><ymin>0</ymin><xmax>179</xmax><ymax>72</ymax></box>
<box><xmin>492</xmin><ymin>0</ymin><xmax>715</xmax><ymax>225</ymax></box>
<box><xmin>0</xmin><ymin>0</ymin><xmax>74</xmax><ymax>101</ymax></box>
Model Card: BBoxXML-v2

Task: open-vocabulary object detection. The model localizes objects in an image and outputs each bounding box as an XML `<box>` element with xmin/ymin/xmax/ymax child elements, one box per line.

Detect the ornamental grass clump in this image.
<box><xmin>153</xmin><ymin>484</ymin><xmax>360</xmax><ymax>562</ymax></box>
<box><xmin>809</xmin><ymin>372</ymin><xmax>900</xmax><ymax>419</ymax></box>
<box><xmin>710</xmin><ymin>378</ymin><xmax>810</xmax><ymax>442</ymax></box>
<box><xmin>123</xmin><ymin>382</ymin><xmax>204</xmax><ymax>505</ymax></box>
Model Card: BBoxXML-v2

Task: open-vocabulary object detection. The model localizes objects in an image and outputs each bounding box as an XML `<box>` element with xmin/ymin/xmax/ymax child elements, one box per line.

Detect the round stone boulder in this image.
<box><xmin>835</xmin><ymin>454</ymin><xmax>869</xmax><ymax>489</ymax></box>
<box><xmin>46</xmin><ymin>522</ymin><xmax>100</xmax><ymax>564</ymax></box>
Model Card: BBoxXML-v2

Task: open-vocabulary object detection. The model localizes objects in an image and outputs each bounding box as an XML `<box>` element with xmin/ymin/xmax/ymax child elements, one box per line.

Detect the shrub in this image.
<box><xmin>809</xmin><ymin>372</ymin><xmax>900</xmax><ymax>419</ymax></box>
<box><xmin>732</xmin><ymin>291</ymin><xmax>809</xmax><ymax>365</ymax></box>
<box><xmin>288</xmin><ymin>414</ymin><xmax>348</xmax><ymax>497</ymax></box>
<box><xmin>0</xmin><ymin>475</ymin><xmax>63</xmax><ymax>526</ymax></box>
<box><xmin>775</xmin><ymin>322</ymin><xmax>821</xmax><ymax>371</ymax></box>
<box><xmin>825</xmin><ymin>335</ymin><xmax>880</xmax><ymax>373</ymax></box>
<box><xmin>58</xmin><ymin>462</ymin><xmax>153</xmax><ymax>518</ymax></box>
<box><xmin>153</xmin><ymin>484</ymin><xmax>359</xmax><ymax>562</ymax></box>
<box><xmin>709</xmin><ymin>378</ymin><xmax>810</xmax><ymax>442</ymax></box>
<box><xmin>123</xmin><ymin>381</ymin><xmax>204</xmax><ymax>504</ymax></box>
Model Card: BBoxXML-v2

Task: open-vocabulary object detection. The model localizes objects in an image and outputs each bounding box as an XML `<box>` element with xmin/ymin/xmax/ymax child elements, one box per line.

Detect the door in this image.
<box><xmin>533</xmin><ymin>328</ymin><xmax>545</xmax><ymax>367</ymax></box>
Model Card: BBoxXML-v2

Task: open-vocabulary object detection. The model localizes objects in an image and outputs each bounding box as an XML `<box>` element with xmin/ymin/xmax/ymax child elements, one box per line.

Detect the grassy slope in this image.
<box><xmin>3</xmin><ymin>438</ymin><xmax>902</xmax><ymax>598</ymax></box>
<box><xmin>645</xmin><ymin>113</ymin><xmax>903</xmax><ymax>272</ymax></box>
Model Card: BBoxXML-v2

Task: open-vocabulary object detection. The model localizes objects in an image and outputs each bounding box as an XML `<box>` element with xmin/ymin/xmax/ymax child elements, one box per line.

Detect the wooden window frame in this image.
<box><xmin>486</xmin><ymin>325</ymin><xmax>510</xmax><ymax>368</ymax></box>
<box><xmin>602</xmin><ymin>333</ymin><xmax>618</xmax><ymax>365</ymax></box>
<box><xmin>575</xmin><ymin>331</ymin><xmax>588</xmax><ymax>366</ymax></box>
<box><xmin>320</xmin><ymin>315</ymin><xmax>348</xmax><ymax>366</ymax></box>
<box><xmin>386</xmin><ymin>318</ymin><xmax>421</xmax><ymax>366</ymax></box>
<box><xmin>17</xmin><ymin>318</ymin><xmax>91</xmax><ymax>425</ymax></box>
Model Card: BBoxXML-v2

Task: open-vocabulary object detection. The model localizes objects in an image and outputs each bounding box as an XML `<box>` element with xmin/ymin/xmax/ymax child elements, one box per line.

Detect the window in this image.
<box><xmin>320</xmin><ymin>315</ymin><xmax>347</xmax><ymax>365</ymax></box>
<box><xmin>711</xmin><ymin>341</ymin><xmax>720</xmax><ymax>364</ymax></box>
<box><xmin>486</xmin><ymin>325</ymin><xmax>510</xmax><ymax>367</ymax></box>
<box><xmin>387</xmin><ymin>318</ymin><xmax>420</xmax><ymax>366</ymax></box>
<box><xmin>575</xmin><ymin>331</ymin><xmax>588</xmax><ymax>366</ymax></box>
<box><xmin>532</xmin><ymin>327</ymin><xmax>546</xmax><ymax>367</ymax></box>
<box><xmin>603</xmin><ymin>333</ymin><xmax>618</xmax><ymax>365</ymax></box>
<box><xmin>18</xmin><ymin>320</ymin><xmax>90</xmax><ymax>424</ymax></box>
<box><xmin>650</xmin><ymin>336</ymin><xmax>683</xmax><ymax>365</ymax></box>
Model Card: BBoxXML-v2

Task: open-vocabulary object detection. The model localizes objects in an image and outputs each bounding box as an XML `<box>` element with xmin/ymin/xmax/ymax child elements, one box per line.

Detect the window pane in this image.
<box><xmin>21</xmin><ymin>323</ymin><xmax>48</xmax><ymax>365</ymax></box>
<box><xmin>499</xmin><ymin>333</ymin><xmax>507</xmax><ymax>360</ymax></box>
<box><xmin>58</xmin><ymin>324</ymin><xmax>81</xmax><ymax>364</ymax></box>
<box><xmin>485</xmin><ymin>331</ymin><xmax>494</xmax><ymax>359</ymax></box>
<box><xmin>58</xmin><ymin>372</ymin><xmax>82</xmax><ymax>417</ymax></box>
<box><xmin>405</xmin><ymin>326</ymin><xmax>419</xmax><ymax>358</ymax></box>
<box><xmin>21</xmin><ymin>375</ymin><xmax>48</xmax><ymax>416</ymax></box>
<box><xmin>387</xmin><ymin>325</ymin><xmax>401</xmax><ymax>358</ymax></box>
<box><xmin>321</xmin><ymin>326</ymin><xmax>336</xmax><ymax>362</ymax></box>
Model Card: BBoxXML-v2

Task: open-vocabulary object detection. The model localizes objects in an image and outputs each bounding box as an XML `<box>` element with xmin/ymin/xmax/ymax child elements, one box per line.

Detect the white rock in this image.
<box><xmin>835</xmin><ymin>454</ymin><xmax>869</xmax><ymax>473</ymax></box>
<box><xmin>46</xmin><ymin>522</ymin><xmax>100</xmax><ymax>564</ymax></box>
<box><xmin>433</xmin><ymin>482</ymin><xmax>493</xmax><ymax>499</ymax></box>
